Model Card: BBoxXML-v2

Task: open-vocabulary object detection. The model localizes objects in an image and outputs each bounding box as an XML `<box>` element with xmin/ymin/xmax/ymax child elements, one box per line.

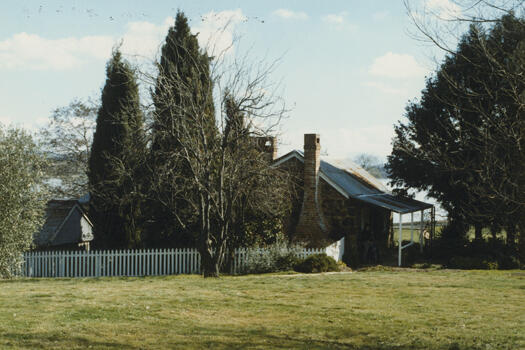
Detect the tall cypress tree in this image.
<box><xmin>152</xmin><ymin>11</ymin><xmax>215</xmax><ymax>153</ymax></box>
<box><xmin>146</xmin><ymin>11</ymin><xmax>216</xmax><ymax>247</ymax></box>
<box><xmin>89</xmin><ymin>49</ymin><xmax>145</xmax><ymax>249</ymax></box>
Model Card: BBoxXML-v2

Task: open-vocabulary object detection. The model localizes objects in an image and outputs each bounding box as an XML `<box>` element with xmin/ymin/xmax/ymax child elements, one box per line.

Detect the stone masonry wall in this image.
<box><xmin>293</xmin><ymin>134</ymin><xmax>329</xmax><ymax>247</ymax></box>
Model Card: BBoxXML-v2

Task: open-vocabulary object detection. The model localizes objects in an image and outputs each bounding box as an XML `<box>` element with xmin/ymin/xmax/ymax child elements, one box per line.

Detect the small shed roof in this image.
<box><xmin>273</xmin><ymin>150</ymin><xmax>432</xmax><ymax>214</ymax></box>
<box><xmin>35</xmin><ymin>200</ymin><xmax>93</xmax><ymax>247</ymax></box>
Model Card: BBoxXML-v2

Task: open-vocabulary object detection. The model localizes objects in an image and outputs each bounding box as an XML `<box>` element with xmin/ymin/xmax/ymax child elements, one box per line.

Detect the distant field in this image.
<box><xmin>1</xmin><ymin>270</ymin><xmax>524</xmax><ymax>349</ymax></box>
<box><xmin>392</xmin><ymin>224</ymin><xmax>507</xmax><ymax>244</ymax></box>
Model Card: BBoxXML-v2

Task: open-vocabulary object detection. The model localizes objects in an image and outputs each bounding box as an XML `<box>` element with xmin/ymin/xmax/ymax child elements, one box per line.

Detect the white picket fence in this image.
<box><xmin>19</xmin><ymin>247</ymin><xmax>327</xmax><ymax>278</ymax></box>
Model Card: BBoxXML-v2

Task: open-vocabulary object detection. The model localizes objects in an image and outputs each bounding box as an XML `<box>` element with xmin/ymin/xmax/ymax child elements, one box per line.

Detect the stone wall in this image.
<box><xmin>277</xmin><ymin>154</ymin><xmax>391</xmax><ymax>265</ymax></box>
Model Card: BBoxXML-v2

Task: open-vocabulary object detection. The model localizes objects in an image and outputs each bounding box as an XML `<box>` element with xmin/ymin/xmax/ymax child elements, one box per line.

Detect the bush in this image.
<box><xmin>275</xmin><ymin>252</ymin><xmax>302</xmax><ymax>271</ymax></box>
<box><xmin>294</xmin><ymin>254</ymin><xmax>339</xmax><ymax>273</ymax></box>
<box><xmin>400</xmin><ymin>241</ymin><xmax>422</xmax><ymax>266</ymax></box>
<box><xmin>239</xmin><ymin>242</ymin><xmax>302</xmax><ymax>274</ymax></box>
<box><xmin>498</xmin><ymin>255</ymin><xmax>520</xmax><ymax>270</ymax></box>
<box><xmin>448</xmin><ymin>256</ymin><xmax>499</xmax><ymax>270</ymax></box>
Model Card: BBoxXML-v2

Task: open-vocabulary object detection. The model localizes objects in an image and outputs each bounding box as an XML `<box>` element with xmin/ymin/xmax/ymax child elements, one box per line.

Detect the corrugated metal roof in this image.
<box><xmin>320</xmin><ymin>155</ymin><xmax>389</xmax><ymax>193</ymax></box>
<box><xmin>356</xmin><ymin>193</ymin><xmax>433</xmax><ymax>214</ymax></box>
<box><xmin>276</xmin><ymin>150</ymin><xmax>432</xmax><ymax>213</ymax></box>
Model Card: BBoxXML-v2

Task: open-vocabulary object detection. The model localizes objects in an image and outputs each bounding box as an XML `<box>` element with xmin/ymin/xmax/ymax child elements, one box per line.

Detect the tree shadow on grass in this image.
<box><xmin>1</xmin><ymin>326</ymin><xmax>492</xmax><ymax>350</ymax></box>
<box><xmin>1</xmin><ymin>332</ymin><xmax>142</xmax><ymax>350</ymax></box>
<box><xmin>169</xmin><ymin>326</ymin><xmax>486</xmax><ymax>350</ymax></box>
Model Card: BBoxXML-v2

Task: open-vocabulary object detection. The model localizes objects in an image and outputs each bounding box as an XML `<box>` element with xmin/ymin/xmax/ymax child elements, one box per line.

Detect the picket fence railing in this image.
<box><xmin>19</xmin><ymin>247</ymin><xmax>326</xmax><ymax>278</ymax></box>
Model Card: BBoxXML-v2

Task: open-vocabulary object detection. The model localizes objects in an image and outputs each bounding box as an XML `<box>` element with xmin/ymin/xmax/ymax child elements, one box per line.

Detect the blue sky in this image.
<box><xmin>0</xmin><ymin>0</ymin><xmax>459</xmax><ymax>159</ymax></box>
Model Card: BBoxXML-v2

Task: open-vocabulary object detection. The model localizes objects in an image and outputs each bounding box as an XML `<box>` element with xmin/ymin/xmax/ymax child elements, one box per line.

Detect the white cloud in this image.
<box><xmin>362</xmin><ymin>81</ymin><xmax>408</xmax><ymax>96</ymax></box>
<box><xmin>122</xmin><ymin>10</ymin><xmax>248</xmax><ymax>61</ymax></box>
<box><xmin>322</xmin><ymin>13</ymin><xmax>346</xmax><ymax>24</ymax></box>
<box><xmin>281</xmin><ymin>125</ymin><xmax>394</xmax><ymax>159</ymax></box>
<box><xmin>426</xmin><ymin>0</ymin><xmax>461</xmax><ymax>20</ymax></box>
<box><xmin>0</xmin><ymin>10</ymin><xmax>247</xmax><ymax>71</ymax></box>
<box><xmin>0</xmin><ymin>32</ymin><xmax>113</xmax><ymax>70</ymax></box>
<box><xmin>369</xmin><ymin>52</ymin><xmax>428</xmax><ymax>79</ymax></box>
<box><xmin>120</xmin><ymin>17</ymin><xmax>173</xmax><ymax>60</ymax></box>
<box><xmin>273</xmin><ymin>9</ymin><xmax>308</xmax><ymax>20</ymax></box>
<box><xmin>192</xmin><ymin>9</ymin><xmax>247</xmax><ymax>57</ymax></box>
<box><xmin>321</xmin><ymin>12</ymin><xmax>357</xmax><ymax>32</ymax></box>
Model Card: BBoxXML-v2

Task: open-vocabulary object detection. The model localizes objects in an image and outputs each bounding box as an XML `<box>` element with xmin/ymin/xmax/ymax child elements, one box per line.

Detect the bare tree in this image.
<box><xmin>353</xmin><ymin>153</ymin><xmax>385</xmax><ymax>178</ymax></box>
<box><xmin>39</xmin><ymin>99</ymin><xmax>98</xmax><ymax>199</ymax></box>
<box><xmin>139</xmin><ymin>36</ymin><xmax>290</xmax><ymax>276</ymax></box>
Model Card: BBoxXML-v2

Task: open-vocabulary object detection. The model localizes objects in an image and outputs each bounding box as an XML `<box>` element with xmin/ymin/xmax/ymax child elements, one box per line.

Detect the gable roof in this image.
<box><xmin>273</xmin><ymin>150</ymin><xmax>433</xmax><ymax>214</ymax></box>
<box><xmin>35</xmin><ymin>200</ymin><xmax>93</xmax><ymax>246</ymax></box>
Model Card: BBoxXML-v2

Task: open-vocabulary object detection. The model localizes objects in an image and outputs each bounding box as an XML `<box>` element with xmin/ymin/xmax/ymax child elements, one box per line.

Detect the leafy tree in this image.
<box><xmin>387</xmin><ymin>14</ymin><xmax>525</xmax><ymax>253</ymax></box>
<box><xmin>0</xmin><ymin>125</ymin><xmax>48</xmax><ymax>278</ymax></box>
<box><xmin>88</xmin><ymin>49</ymin><xmax>145</xmax><ymax>249</ymax></box>
<box><xmin>146</xmin><ymin>11</ymin><xmax>216</xmax><ymax>247</ymax></box>
<box><xmin>39</xmin><ymin>99</ymin><xmax>97</xmax><ymax>199</ymax></box>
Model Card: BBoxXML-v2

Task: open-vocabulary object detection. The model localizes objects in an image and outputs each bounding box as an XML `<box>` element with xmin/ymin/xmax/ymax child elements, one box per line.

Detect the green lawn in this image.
<box><xmin>1</xmin><ymin>270</ymin><xmax>524</xmax><ymax>349</ymax></box>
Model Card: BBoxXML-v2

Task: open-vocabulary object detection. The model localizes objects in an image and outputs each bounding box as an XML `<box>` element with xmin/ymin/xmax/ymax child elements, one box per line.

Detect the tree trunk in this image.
<box><xmin>506</xmin><ymin>224</ymin><xmax>516</xmax><ymax>248</ymax></box>
<box><xmin>474</xmin><ymin>224</ymin><xmax>483</xmax><ymax>241</ymax></box>
<box><xmin>518</xmin><ymin>218</ymin><xmax>525</xmax><ymax>265</ymax></box>
<box><xmin>201</xmin><ymin>249</ymin><xmax>220</xmax><ymax>278</ymax></box>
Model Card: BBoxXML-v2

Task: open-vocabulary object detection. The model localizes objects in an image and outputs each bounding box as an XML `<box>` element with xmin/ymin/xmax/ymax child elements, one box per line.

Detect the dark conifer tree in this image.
<box><xmin>89</xmin><ymin>49</ymin><xmax>145</xmax><ymax>249</ymax></box>
<box><xmin>387</xmin><ymin>14</ymin><xmax>525</xmax><ymax>253</ymax></box>
<box><xmin>146</xmin><ymin>11</ymin><xmax>216</xmax><ymax>247</ymax></box>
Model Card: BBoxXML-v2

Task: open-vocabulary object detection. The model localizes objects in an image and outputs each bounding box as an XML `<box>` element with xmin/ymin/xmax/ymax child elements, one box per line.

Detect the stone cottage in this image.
<box><xmin>268</xmin><ymin>134</ymin><xmax>433</xmax><ymax>265</ymax></box>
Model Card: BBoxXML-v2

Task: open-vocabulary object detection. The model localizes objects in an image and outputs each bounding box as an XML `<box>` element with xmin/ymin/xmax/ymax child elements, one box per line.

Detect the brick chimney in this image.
<box><xmin>294</xmin><ymin>134</ymin><xmax>328</xmax><ymax>247</ymax></box>
<box><xmin>256</xmin><ymin>136</ymin><xmax>278</xmax><ymax>161</ymax></box>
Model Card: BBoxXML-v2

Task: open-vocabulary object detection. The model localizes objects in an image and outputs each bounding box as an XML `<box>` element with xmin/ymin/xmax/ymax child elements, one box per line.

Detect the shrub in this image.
<box><xmin>448</xmin><ymin>256</ymin><xmax>498</xmax><ymax>270</ymax></box>
<box><xmin>498</xmin><ymin>255</ymin><xmax>520</xmax><ymax>270</ymax></box>
<box><xmin>239</xmin><ymin>242</ymin><xmax>302</xmax><ymax>274</ymax></box>
<box><xmin>275</xmin><ymin>252</ymin><xmax>302</xmax><ymax>271</ymax></box>
<box><xmin>400</xmin><ymin>242</ymin><xmax>422</xmax><ymax>266</ymax></box>
<box><xmin>294</xmin><ymin>254</ymin><xmax>339</xmax><ymax>273</ymax></box>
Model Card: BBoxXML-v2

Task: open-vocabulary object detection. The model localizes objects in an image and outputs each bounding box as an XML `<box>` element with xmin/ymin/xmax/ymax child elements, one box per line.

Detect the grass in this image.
<box><xmin>1</xmin><ymin>270</ymin><xmax>524</xmax><ymax>349</ymax></box>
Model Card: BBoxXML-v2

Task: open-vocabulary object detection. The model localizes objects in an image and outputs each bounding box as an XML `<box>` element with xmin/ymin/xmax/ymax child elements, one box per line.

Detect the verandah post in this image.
<box><xmin>398</xmin><ymin>213</ymin><xmax>403</xmax><ymax>267</ymax></box>
<box><xmin>420</xmin><ymin>209</ymin><xmax>424</xmax><ymax>253</ymax></box>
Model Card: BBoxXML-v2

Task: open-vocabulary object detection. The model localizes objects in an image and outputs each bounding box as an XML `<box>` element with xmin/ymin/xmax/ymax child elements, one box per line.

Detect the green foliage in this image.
<box><xmin>146</xmin><ymin>11</ymin><xmax>216</xmax><ymax>247</ymax></box>
<box><xmin>387</xmin><ymin>14</ymin><xmax>525</xmax><ymax>248</ymax></box>
<box><xmin>498</xmin><ymin>254</ymin><xmax>521</xmax><ymax>270</ymax></box>
<box><xmin>88</xmin><ymin>49</ymin><xmax>145</xmax><ymax>249</ymax></box>
<box><xmin>294</xmin><ymin>253</ymin><xmax>339</xmax><ymax>273</ymax></box>
<box><xmin>432</xmin><ymin>232</ymin><xmax>522</xmax><ymax>269</ymax></box>
<box><xmin>448</xmin><ymin>256</ymin><xmax>499</xmax><ymax>270</ymax></box>
<box><xmin>0</xmin><ymin>126</ymin><xmax>48</xmax><ymax>278</ymax></box>
<box><xmin>240</xmin><ymin>242</ymin><xmax>301</xmax><ymax>274</ymax></box>
<box><xmin>275</xmin><ymin>253</ymin><xmax>302</xmax><ymax>271</ymax></box>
